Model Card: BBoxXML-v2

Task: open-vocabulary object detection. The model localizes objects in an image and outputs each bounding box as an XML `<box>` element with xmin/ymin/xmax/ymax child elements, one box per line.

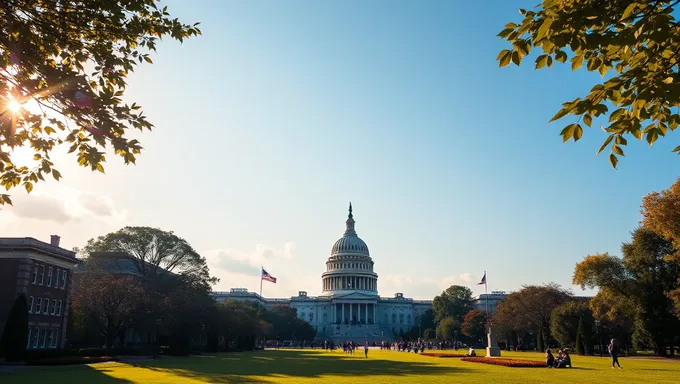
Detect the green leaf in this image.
<box><xmin>550</xmin><ymin>108</ymin><xmax>570</xmax><ymax>122</ymax></box>
<box><xmin>560</xmin><ymin>124</ymin><xmax>575</xmax><ymax>142</ymax></box>
<box><xmin>498</xmin><ymin>50</ymin><xmax>512</xmax><ymax>67</ymax></box>
<box><xmin>597</xmin><ymin>135</ymin><xmax>615</xmax><ymax>154</ymax></box>
<box><xmin>583</xmin><ymin>114</ymin><xmax>592</xmax><ymax>127</ymax></box>
<box><xmin>615</xmin><ymin>136</ymin><xmax>627</xmax><ymax>146</ymax></box>
<box><xmin>571</xmin><ymin>55</ymin><xmax>583</xmax><ymax>71</ymax></box>
<box><xmin>621</xmin><ymin>3</ymin><xmax>639</xmax><ymax>21</ymax></box>
<box><xmin>555</xmin><ymin>51</ymin><xmax>567</xmax><ymax>63</ymax></box>
<box><xmin>535</xmin><ymin>55</ymin><xmax>549</xmax><ymax>69</ymax></box>
<box><xmin>609</xmin><ymin>154</ymin><xmax>618</xmax><ymax>169</ymax></box>
<box><xmin>511</xmin><ymin>50</ymin><xmax>521</xmax><ymax>66</ymax></box>
<box><xmin>646</xmin><ymin>130</ymin><xmax>659</xmax><ymax>146</ymax></box>
<box><xmin>612</xmin><ymin>145</ymin><xmax>625</xmax><ymax>156</ymax></box>
<box><xmin>536</xmin><ymin>18</ymin><xmax>553</xmax><ymax>40</ymax></box>
<box><xmin>143</xmin><ymin>56</ymin><xmax>153</xmax><ymax>64</ymax></box>
<box><xmin>573</xmin><ymin>123</ymin><xmax>583</xmax><ymax>141</ymax></box>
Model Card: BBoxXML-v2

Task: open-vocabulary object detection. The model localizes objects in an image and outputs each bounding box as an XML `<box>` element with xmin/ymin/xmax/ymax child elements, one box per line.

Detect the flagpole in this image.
<box><xmin>260</xmin><ymin>266</ymin><xmax>263</xmax><ymax>297</ymax></box>
<box><xmin>484</xmin><ymin>270</ymin><xmax>489</xmax><ymax>320</ymax></box>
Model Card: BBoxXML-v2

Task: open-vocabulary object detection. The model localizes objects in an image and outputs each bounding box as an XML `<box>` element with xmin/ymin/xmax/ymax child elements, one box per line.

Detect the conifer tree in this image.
<box><xmin>575</xmin><ymin>315</ymin><xmax>585</xmax><ymax>355</ymax></box>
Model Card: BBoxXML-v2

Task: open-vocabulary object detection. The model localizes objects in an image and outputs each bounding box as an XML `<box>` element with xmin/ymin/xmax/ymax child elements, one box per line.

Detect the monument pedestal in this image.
<box><xmin>486</xmin><ymin>327</ymin><xmax>501</xmax><ymax>357</ymax></box>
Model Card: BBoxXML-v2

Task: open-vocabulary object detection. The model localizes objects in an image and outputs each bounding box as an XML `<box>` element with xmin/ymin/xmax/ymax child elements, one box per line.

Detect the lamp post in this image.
<box><xmin>595</xmin><ymin>320</ymin><xmax>602</xmax><ymax>357</ymax></box>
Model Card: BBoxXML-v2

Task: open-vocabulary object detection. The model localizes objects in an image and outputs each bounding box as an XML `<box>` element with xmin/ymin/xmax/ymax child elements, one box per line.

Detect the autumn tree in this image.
<box><xmin>432</xmin><ymin>285</ymin><xmax>473</xmax><ymax>323</ymax></box>
<box><xmin>71</xmin><ymin>275</ymin><xmax>149</xmax><ymax>349</ymax></box>
<box><xmin>82</xmin><ymin>226</ymin><xmax>215</xmax><ymax>285</ymax></box>
<box><xmin>641</xmin><ymin>177</ymin><xmax>680</xmax><ymax>315</ymax></box>
<box><xmin>573</xmin><ymin>229</ymin><xmax>680</xmax><ymax>356</ymax></box>
<box><xmin>461</xmin><ymin>310</ymin><xmax>487</xmax><ymax>344</ymax></box>
<box><xmin>498</xmin><ymin>1</ymin><xmax>680</xmax><ymax>167</ymax></box>
<box><xmin>0</xmin><ymin>1</ymin><xmax>200</xmax><ymax>205</ymax></box>
<box><xmin>493</xmin><ymin>284</ymin><xmax>571</xmax><ymax>350</ymax></box>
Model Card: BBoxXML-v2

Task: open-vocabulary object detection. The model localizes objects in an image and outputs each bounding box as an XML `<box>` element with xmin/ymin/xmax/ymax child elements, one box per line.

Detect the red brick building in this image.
<box><xmin>0</xmin><ymin>236</ymin><xmax>80</xmax><ymax>350</ymax></box>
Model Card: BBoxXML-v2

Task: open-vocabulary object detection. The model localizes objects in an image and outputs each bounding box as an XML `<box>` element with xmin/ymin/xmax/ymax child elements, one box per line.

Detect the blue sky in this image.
<box><xmin>3</xmin><ymin>0</ymin><xmax>679</xmax><ymax>299</ymax></box>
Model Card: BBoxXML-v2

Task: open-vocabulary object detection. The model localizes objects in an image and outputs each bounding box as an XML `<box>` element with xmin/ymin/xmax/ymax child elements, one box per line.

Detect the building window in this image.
<box><xmin>392</xmin><ymin>314</ymin><xmax>396</xmax><ymax>323</ymax></box>
<box><xmin>32</xmin><ymin>265</ymin><xmax>39</xmax><ymax>284</ymax></box>
<box><xmin>309</xmin><ymin>313</ymin><xmax>314</xmax><ymax>322</ymax></box>
<box><xmin>26</xmin><ymin>328</ymin><xmax>32</xmax><ymax>348</ymax></box>
<box><xmin>31</xmin><ymin>328</ymin><xmax>39</xmax><ymax>348</ymax></box>
<box><xmin>56</xmin><ymin>300</ymin><xmax>62</xmax><ymax>316</ymax></box>
<box><xmin>47</xmin><ymin>267</ymin><xmax>54</xmax><ymax>287</ymax></box>
<box><xmin>38</xmin><ymin>265</ymin><xmax>45</xmax><ymax>285</ymax></box>
<box><xmin>28</xmin><ymin>296</ymin><xmax>34</xmax><ymax>313</ymax></box>
<box><xmin>55</xmin><ymin>269</ymin><xmax>61</xmax><ymax>288</ymax></box>
<box><xmin>400</xmin><ymin>314</ymin><xmax>404</xmax><ymax>324</ymax></box>
<box><xmin>60</xmin><ymin>271</ymin><xmax>67</xmax><ymax>289</ymax></box>
<box><xmin>43</xmin><ymin>297</ymin><xmax>49</xmax><ymax>314</ymax></box>
<box><xmin>36</xmin><ymin>297</ymin><xmax>42</xmax><ymax>314</ymax></box>
<box><xmin>47</xmin><ymin>329</ymin><xmax>54</xmax><ymax>348</ymax></box>
<box><xmin>51</xmin><ymin>329</ymin><xmax>59</xmax><ymax>348</ymax></box>
<box><xmin>40</xmin><ymin>328</ymin><xmax>47</xmax><ymax>348</ymax></box>
<box><xmin>51</xmin><ymin>299</ymin><xmax>57</xmax><ymax>315</ymax></box>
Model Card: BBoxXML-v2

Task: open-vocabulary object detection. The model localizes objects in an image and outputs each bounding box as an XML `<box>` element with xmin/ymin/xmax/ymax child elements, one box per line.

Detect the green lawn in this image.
<box><xmin>2</xmin><ymin>349</ymin><xmax>679</xmax><ymax>383</ymax></box>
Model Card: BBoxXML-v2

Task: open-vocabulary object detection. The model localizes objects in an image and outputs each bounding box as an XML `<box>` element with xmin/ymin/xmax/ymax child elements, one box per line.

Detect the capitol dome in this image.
<box><xmin>321</xmin><ymin>203</ymin><xmax>378</xmax><ymax>296</ymax></box>
<box><xmin>330</xmin><ymin>205</ymin><xmax>369</xmax><ymax>256</ymax></box>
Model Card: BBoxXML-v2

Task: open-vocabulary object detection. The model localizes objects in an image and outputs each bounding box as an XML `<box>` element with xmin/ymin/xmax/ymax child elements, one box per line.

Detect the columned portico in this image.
<box><xmin>332</xmin><ymin>301</ymin><xmax>377</xmax><ymax>324</ymax></box>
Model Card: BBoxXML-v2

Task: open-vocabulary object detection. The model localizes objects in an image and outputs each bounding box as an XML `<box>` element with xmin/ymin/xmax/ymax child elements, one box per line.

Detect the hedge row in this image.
<box><xmin>461</xmin><ymin>357</ymin><xmax>545</xmax><ymax>367</ymax></box>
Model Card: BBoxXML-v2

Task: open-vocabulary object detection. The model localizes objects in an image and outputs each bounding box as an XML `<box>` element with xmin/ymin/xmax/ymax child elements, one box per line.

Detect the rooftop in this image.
<box><xmin>0</xmin><ymin>237</ymin><xmax>77</xmax><ymax>260</ymax></box>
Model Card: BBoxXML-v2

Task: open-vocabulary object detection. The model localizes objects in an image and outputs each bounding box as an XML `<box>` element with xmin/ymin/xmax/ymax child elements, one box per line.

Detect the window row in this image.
<box><xmin>27</xmin><ymin>327</ymin><xmax>60</xmax><ymax>349</ymax></box>
<box><xmin>328</xmin><ymin>262</ymin><xmax>372</xmax><ymax>271</ymax></box>
<box><xmin>323</xmin><ymin>276</ymin><xmax>376</xmax><ymax>291</ymax></box>
<box><xmin>385</xmin><ymin>313</ymin><xmax>411</xmax><ymax>324</ymax></box>
<box><xmin>28</xmin><ymin>296</ymin><xmax>63</xmax><ymax>316</ymax></box>
<box><xmin>31</xmin><ymin>264</ymin><xmax>68</xmax><ymax>289</ymax></box>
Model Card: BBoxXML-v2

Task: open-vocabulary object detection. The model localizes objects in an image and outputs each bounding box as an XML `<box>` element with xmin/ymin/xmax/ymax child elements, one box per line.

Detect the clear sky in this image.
<box><xmin>2</xmin><ymin>0</ymin><xmax>679</xmax><ymax>299</ymax></box>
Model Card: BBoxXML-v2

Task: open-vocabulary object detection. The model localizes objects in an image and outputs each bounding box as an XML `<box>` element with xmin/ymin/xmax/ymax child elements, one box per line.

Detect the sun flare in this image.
<box><xmin>7</xmin><ymin>99</ymin><xmax>23</xmax><ymax>113</ymax></box>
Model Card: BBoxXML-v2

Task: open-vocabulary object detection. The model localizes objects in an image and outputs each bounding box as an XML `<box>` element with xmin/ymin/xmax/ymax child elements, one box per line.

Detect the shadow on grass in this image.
<box><xmin>0</xmin><ymin>363</ymin><xmax>133</xmax><ymax>384</ymax></box>
<box><xmin>133</xmin><ymin>350</ymin><xmax>467</xmax><ymax>383</ymax></box>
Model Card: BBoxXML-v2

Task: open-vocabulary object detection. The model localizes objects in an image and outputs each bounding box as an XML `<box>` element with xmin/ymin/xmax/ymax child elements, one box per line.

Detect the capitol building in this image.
<box><xmin>213</xmin><ymin>204</ymin><xmax>433</xmax><ymax>340</ymax></box>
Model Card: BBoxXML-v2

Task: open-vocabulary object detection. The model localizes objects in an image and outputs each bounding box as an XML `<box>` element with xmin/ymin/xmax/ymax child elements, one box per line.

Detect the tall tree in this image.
<box><xmin>461</xmin><ymin>310</ymin><xmax>487</xmax><ymax>345</ymax></box>
<box><xmin>573</xmin><ymin>229</ymin><xmax>680</xmax><ymax>356</ymax></box>
<box><xmin>436</xmin><ymin>316</ymin><xmax>460</xmax><ymax>342</ymax></box>
<box><xmin>497</xmin><ymin>1</ymin><xmax>680</xmax><ymax>167</ymax></box>
<box><xmin>71</xmin><ymin>275</ymin><xmax>148</xmax><ymax>349</ymax></box>
<box><xmin>641</xmin><ymin>177</ymin><xmax>680</xmax><ymax>315</ymax></box>
<box><xmin>550</xmin><ymin>300</ymin><xmax>593</xmax><ymax>351</ymax></box>
<box><xmin>0</xmin><ymin>294</ymin><xmax>28</xmax><ymax>362</ymax></box>
<box><xmin>432</xmin><ymin>285</ymin><xmax>473</xmax><ymax>323</ymax></box>
<box><xmin>0</xmin><ymin>1</ymin><xmax>201</xmax><ymax>205</ymax></box>
<box><xmin>82</xmin><ymin>226</ymin><xmax>216</xmax><ymax>285</ymax></box>
<box><xmin>575</xmin><ymin>316</ymin><xmax>585</xmax><ymax>355</ymax></box>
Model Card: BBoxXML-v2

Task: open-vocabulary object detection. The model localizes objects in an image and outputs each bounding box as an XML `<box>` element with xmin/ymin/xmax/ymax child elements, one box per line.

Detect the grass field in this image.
<box><xmin>2</xmin><ymin>349</ymin><xmax>679</xmax><ymax>383</ymax></box>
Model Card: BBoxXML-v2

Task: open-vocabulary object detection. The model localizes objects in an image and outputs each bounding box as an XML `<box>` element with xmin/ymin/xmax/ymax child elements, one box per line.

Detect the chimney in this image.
<box><xmin>50</xmin><ymin>235</ymin><xmax>61</xmax><ymax>247</ymax></box>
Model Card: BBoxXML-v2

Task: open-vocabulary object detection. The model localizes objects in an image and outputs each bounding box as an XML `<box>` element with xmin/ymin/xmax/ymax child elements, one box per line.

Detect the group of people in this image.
<box><xmin>545</xmin><ymin>348</ymin><xmax>572</xmax><ymax>368</ymax></box>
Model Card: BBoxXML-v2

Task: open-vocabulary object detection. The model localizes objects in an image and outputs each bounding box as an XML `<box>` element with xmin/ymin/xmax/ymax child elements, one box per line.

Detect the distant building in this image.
<box><xmin>472</xmin><ymin>291</ymin><xmax>508</xmax><ymax>314</ymax></box>
<box><xmin>213</xmin><ymin>204</ymin><xmax>432</xmax><ymax>341</ymax></box>
<box><xmin>0</xmin><ymin>236</ymin><xmax>79</xmax><ymax>350</ymax></box>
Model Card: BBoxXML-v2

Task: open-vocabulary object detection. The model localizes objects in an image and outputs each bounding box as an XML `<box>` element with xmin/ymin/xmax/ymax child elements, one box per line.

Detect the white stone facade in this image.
<box><xmin>212</xmin><ymin>204</ymin><xmax>433</xmax><ymax>341</ymax></box>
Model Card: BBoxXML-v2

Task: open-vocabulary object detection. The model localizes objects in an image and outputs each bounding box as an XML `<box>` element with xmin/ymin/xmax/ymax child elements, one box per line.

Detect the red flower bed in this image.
<box><xmin>461</xmin><ymin>357</ymin><xmax>545</xmax><ymax>367</ymax></box>
<box><xmin>421</xmin><ymin>352</ymin><xmax>467</xmax><ymax>358</ymax></box>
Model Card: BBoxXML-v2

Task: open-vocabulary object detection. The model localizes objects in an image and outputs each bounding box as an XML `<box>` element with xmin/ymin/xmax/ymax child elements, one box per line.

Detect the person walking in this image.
<box><xmin>364</xmin><ymin>343</ymin><xmax>369</xmax><ymax>358</ymax></box>
<box><xmin>608</xmin><ymin>339</ymin><xmax>622</xmax><ymax>369</ymax></box>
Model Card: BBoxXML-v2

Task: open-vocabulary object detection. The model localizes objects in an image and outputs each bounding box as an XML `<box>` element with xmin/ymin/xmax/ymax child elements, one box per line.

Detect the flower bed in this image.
<box><xmin>461</xmin><ymin>357</ymin><xmax>545</xmax><ymax>367</ymax></box>
<box><xmin>421</xmin><ymin>352</ymin><xmax>468</xmax><ymax>358</ymax></box>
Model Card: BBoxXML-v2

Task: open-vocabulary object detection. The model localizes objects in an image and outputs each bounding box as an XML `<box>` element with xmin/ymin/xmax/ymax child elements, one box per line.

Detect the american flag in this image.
<box><xmin>261</xmin><ymin>268</ymin><xmax>277</xmax><ymax>283</ymax></box>
<box><xmin>477</xmin><ymin>272</ymin><xmax>486</xmax><ymax>285</ymax></box>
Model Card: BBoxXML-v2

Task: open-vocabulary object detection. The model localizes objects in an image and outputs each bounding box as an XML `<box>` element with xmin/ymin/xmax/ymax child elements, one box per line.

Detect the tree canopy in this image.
<box><xmin>81</xmin><ymin>226</ymin><xmax>215</xmax><ymax>285</ymax></box>
<box><xmin>573</xmin><ymin>228</ymin><xmax>680</xmax><ymax>355</ymax></box>
<box><xmin>461</xmin><ymin>309</ymin><xmax>487</xmax><ymax>343</ymax></box>
<box><xmin>550</xmin><ymin>300</ymin><xmax>593</xmax><ymax>350</ymax></box>
<box><xmin>498</xmin><ymin>1</ymin><xmax>680</xmax><ymax>168</ymax></box>
<box><xmin>0</xmin><ymin>0</ymin><xmax>200</xmax><ymax>205</ymax></box>
<box><xmin>432</xmin><ymin>285</ymin><xmax>473</xmax><ymax>323</ymax></box>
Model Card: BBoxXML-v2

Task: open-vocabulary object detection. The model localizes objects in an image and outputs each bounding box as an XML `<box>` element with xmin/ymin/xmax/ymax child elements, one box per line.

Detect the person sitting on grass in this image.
<box><xmin>556</xmin><ymin>349</ymin><xmax>572</xmax><ymax>368</ymax></box>
<box><xmin>545</xmin><ymin>349</ymin><xmax>555</xmax><ymax>368</ymax></box>
<box><xmin>466</xmin><ymin>348</ymin><xmax>477</xmax><ymax>357</ymax></box>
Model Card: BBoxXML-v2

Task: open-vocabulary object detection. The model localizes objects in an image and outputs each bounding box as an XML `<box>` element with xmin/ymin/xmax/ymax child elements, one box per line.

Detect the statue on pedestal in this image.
<box><xmin>486</xmin><ymin>326</ymin><xmax>501</xmax><ymax>357</ymax></box>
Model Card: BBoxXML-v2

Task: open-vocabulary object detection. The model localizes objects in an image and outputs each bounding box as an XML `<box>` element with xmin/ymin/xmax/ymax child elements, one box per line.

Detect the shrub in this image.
<box><xmin>421</xmin><ymin>352</ymin><xmax>467</xmax><ymax>358</ymax></box>
<box><xmin>461</xmin><ymin>357</ymin><xmax>545</xmax><ymax>367</ymax></box>
<box><xmin>0</xmin><ymin>294</ymin><xmax>29</xmax><ymax>362</ymax></box>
